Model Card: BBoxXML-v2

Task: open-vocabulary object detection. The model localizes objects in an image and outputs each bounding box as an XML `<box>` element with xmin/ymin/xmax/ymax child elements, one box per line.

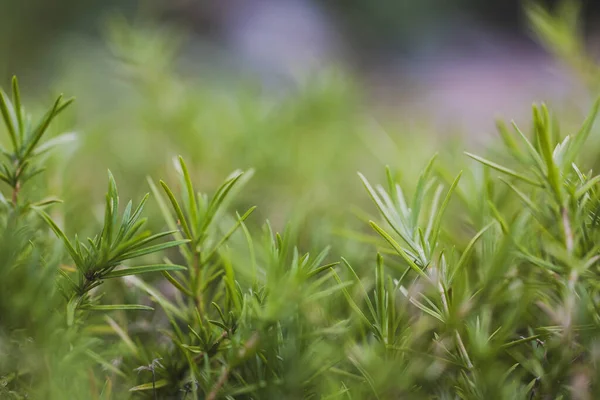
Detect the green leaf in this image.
<box><xmin>31</xmin><ymin>132</ymin><xmax>77</xmax><ymax>156</ymax></box>
<box><xmin>66</xmin><ymin>296</ymin><xmax>78</xmax><ymax>327</ymax></box>
<box><xmin>429</xmin><ymin>171</ymin><xmax>462</xmax><ymax>249</ymax></box>
<box><xmin>375</xmin><ymin>253</ymin><xmax>385</xmax><ymax>330</ymax></box>
<box><xmin>401</xmin><ymin>292</ymin><xmax>444</xmax><ymax>322</ymax></box>
<box><xmin>424</xmin><ymin>184</ymin><xmax>444</xmax><ymax>243</ymax></box>
<box><xmin>202</xmin><ymin>206</ymin><xmax>256</xmax><ymax>263</ymax></box>
<box><xmin>200</xmin><ymin>170</ymin><xmax>249</xmax><ymax>236</ymax></box>
<box><xmin>501</xmin><ymin>363</ymin><xmax>520</xmax><ymax>385</ymax></box>
<box><xmin>86</xmin><ymin>349</ymin><xmax>127</xmax><ymax>378</ymax></box>
<box><xmin>161</xmin><ymin>270</ymin><xmax>193</xmax><ymax>297</ymax></box>
<box><xmin>239</xmin><ymin>215</ymin><xmax>257</xmax><ymax>282</ymax></box>
<box><xmin>332</xmin><ymin>269</ymin><xmax>372</xmax><ymax>327</ymax></box>
<box><xmin>0</xmin><ymin>171</ymin><xmax>10</xmax><ymax>185</ymax></box>
<box><xmin>107</xmin><ymin>170</ymin><xmax>120</xmax><ymax>245</ymax></box>
<box><xmin>111</xmin><ymin>230</ymin><xmax>177</xmax><ymax>260</ymax></box>
<box><xmin>58</xmin><ymin>269</ymin><xmax>79</xmax><ymax>292</ymax></box>
<box><xmin>448</xmin><ymin>222</ymin><xmax>493</xmax><ymax>284</ymax></box>
<box><xmin>125</xmin><ymin>276</ymin><xmax>187</xmax><ymax>320</ymax></box>
<box><xmin>178</xmin><ymin>156</ymin><xmax>199</xmax><ymax>234</ymax></box>
<box><xmin>496</xmin><ymin>119</ymin><xmax>525</xmax><ymax>161</ymax></box>
<box><xmin>103</xmin><ymin>264</ymin><xmax>187</xmax><ymax>279</ymax></box>
<box><xmin>114</xmin><ymin>200</ymin><xmax>133</xmax><ymax>244</ymax></box>
<box><xmin>411</xmin><ymin>153</ymin><xmax>438</xmax><ymax>231</ymax></box>
<box><xmin>307</xmin><ymin>262</ymin><xmax>339</xmax><ymax>278</ymax></box>
<box><xmin>208</xmin><ymin>319</ymin><xmax>228</xmax><ymax>331</ymax></box>
<box><xmin>309</xmin><ymin>280</ymin><xmax>354</xmax><ymax>301</ymax></box>
<box><xmin>212</xmin><ymin>301</ymin><xmax>227</xmax><ymax>326</ymax></box>
<box><xmin>160</xmin><ymin>180</ymin><xmax>193</xmax><ymax>240</ymax></box>
<box><xmin>369</xmin><ymin>221</ymin><xmax>429</xmax><ymax>281</ymax></box>
<box><xmin>20</xmin><ymin>165</ymin><xmax>46</xmax><ymax>184</ymax></box>
<box><xmin>81</xmin><ymin>304</ymin><xmax>154</xmax><ymax>311</ymax></box>
<box><xmin>358</xmin><ymin>172</ymin><xmax>419</xmax><ymax>254</ymax></box>
<box><xmin>148</xmin><ymin>177</ymin><xmax>179</xmax><ymax>234</ymax></box>
<box><xmin>22</xmin><ymin>95</ymin><xmax>72</xmax><ymax>159</ymax></box>
<box><xmin>129</xmin><ymin>380</ymin><xmax>168</xmax><ymax>392</ymax></box>
<box><xmin>11</xmin><ymin>76</ymin><xmax>23</xmax><ymax>140</ymax></box>
<box><xmin>501</xmin><ymin>334</ymin><xmax>543</xmax><ymax>349</ymax></box>
<box><xmin>340</xmin><ymin>257</ymin><xmax>377</xmax><ymax>321</ymax></box>
<box><xmin>32</xmin><ymin>197</ymin><xmax>63</xmax><ymax>207</ymax></box>
<box><xmin>500</xmin><ymin>178</ymin><xmax>542</xmax><ymax>217</ymax></box>
<box><xmin>0</xmin><ymin>88</ymin><xmax>18</xmax><ymax>150</ymax></box>
<box><xmin>55</xmin><ymin>97</ymin><xmax>75</xmax><ymax>116</ymax></box>
<box><xmin>575</xmin><ymin>174</ymin><xmax>600</xmax><ymax>199</ymax></box>
<box><xmin>533</xmin><ymin>104</ymin><xmax>563</xmax><ymax>203</ymax></box>
<box><xmin>35</xmin><ymin>208</ymin><xmax>84</xmax><ymax>269</ymax></box>
<box><xmin>207</xmin><ymin>170</ymin><xmax>245</xmax><ymax>216</ymax></box>
<box><xmin>347</xmin><ymin>356</ymin><xmax>381</xmax><ymax>400</ymax></box>
<box><xmin>465</xmin><ymin>152</ymin><xmax>541</xmax><ymax>187</ymax></box>
<box><xmin>126</xmin><ymin>193</ymin><xmax>150</xmax><ymax>233</ymax></box>
<box><xmin>114</xmin><ymin>239</ymin><xmax>189</xmax><ymax>261</ymax></box>
<box><xmin>511</xmin><ymin>121</ymin><xmax>545</xmax><ymax>173</ymax></box>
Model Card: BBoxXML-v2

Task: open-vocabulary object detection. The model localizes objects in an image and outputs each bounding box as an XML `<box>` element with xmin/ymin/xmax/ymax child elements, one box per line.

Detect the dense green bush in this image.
<box><xmin>3</xmin><ymin>1</ymin><xmax>600</xmax><ymax>399</ymax></box>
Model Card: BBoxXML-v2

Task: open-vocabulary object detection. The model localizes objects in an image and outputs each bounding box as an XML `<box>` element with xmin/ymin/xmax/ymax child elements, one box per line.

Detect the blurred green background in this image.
<box><xmin>0</xmin><ymin>0</ymin><xmax>597</xmax><ymax>253</ymax></box>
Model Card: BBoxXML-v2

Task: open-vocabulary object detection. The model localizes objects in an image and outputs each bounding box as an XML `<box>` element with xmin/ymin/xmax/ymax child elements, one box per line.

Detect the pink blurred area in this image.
<box><xmin>204</xmin><ymin>0</ymin><xmax>589</xmax><ymax>137</ymax></box>
<box><xmin>6</xmin><ymin>0</ymin><xmax>594</xmax><ymax>138</ymax></box>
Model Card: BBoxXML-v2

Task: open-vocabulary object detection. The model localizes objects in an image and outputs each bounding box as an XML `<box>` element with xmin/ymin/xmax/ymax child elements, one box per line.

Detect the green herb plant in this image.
<box><xmin>3</xmin><ymin>1</ymin><xmax>600</xmax><ymax>399</ymax></box>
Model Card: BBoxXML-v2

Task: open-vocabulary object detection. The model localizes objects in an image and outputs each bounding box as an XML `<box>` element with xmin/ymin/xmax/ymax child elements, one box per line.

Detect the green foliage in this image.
<box><xmin>0</xmin><ymin>76</ymin><xmax>73</xmax><ymax>207</ymax></box>
<box><xmin>352</xmin><ymin>95</ymin><xmax>600</xmax><ymax>398</ymax></box>
<box><xmin>4</xmin><ymin>1</ymin><xmax>600</xmax><ymax>399</ymax></box>
<box><xmin>37</xmin><ymin>171</ymin><xmax>188</xmax><ymax>325</ymax></box>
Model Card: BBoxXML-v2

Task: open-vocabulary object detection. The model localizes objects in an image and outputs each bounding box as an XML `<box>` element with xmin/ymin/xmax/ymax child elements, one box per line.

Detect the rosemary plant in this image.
<box><xmin>2</xmin><ymin>1</ymin><xmax>600</xmax><ymax>399</ymax></box>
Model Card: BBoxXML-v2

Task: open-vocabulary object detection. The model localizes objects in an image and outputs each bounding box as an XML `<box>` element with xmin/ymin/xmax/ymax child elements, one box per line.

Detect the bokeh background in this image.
<box><xmin>1</xmin><ymin>0</ymin><xmax>599</xmax><ymax>252</ymax></box>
